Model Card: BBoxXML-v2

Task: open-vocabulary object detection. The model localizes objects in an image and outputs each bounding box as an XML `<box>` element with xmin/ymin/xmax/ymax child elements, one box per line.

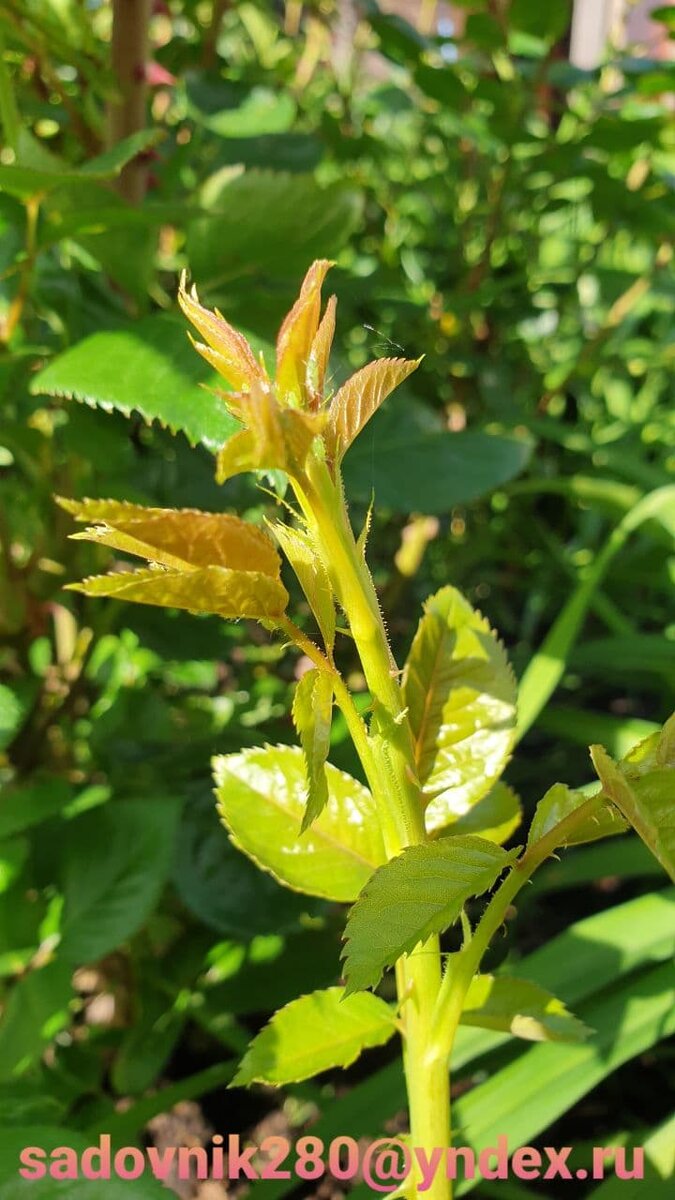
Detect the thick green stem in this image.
<box><xmin>292</xmin><ymin>459</ymin><xmax>450</xmax><ymax>1200</ymax></box>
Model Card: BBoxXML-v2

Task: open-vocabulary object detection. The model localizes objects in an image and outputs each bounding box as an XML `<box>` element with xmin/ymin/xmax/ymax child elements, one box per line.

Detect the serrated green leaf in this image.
<box><xmin>187</xmin><ymin>170</ymin><xmax>362</xmax><ymax>287</ymax></box>
<box><xmin>326</xmin><ymin>357</ymin><xmax>422</xmax><ymax>463</ymax></box>
<box><xmin>242</xmin><ymin>890</ymin><xmax>675</xmax><ymax>1200</ymax></box>
<box><xmin>214</xmin><ymin>745</ymin><xmax>386</xmax><ymax>902</ymax></box>
<box><xmin>403</xmin><ymin>586</ymin><xmax>517</xmax><ymax>812</ymax></box>
<box><xmin>292</xmin><ymin>669</ymin><xmax>334</xmax><ymax>831</ymax></box>
<box><xmin>59</xmin><ymin>799</ymin><xmax>181</xmax><ymax>963</ymax></box>
<box><xmin>273</xmin><ymin>522</ymin><xmax>335</xmax><ymax>649</ymax></box>
<box><xmin>173</xmin><ymin>792</ymin><xmax>319</xmax><ymax>940</ymax></box>
<box><xmin>232</xmin><ymin>988</ymin><xmax>396</xmax><ymax>1086</ymax></box>
<box><xmin>59</xmin><ymin>498</ymin><xmax>282</xmax><ymax>577</ymax></box>
<box><xmin>591</xmin><ymin>742</ymin><xmax>675</xmax><ymax>882</ymax></box>
<box><xmin>0</xmin><ymin>962</ymin><xmax>74</xmax><ymax>1082</ymax></box>
<box><xmin>430</xmin><ymin>781</ymin><xmax>522</xmax><ymax>845</ymax></box>
<box><xmin>460</xmin><ymin>974</ymin><xmax>591</xmax><ymax>1043</ymax></box>
<box><xmin>68</xmin><ymin>564</ymin><xmax>289</xmax><ymax>620</ymax></box>
<box><xmin>30</xmin><ymin>314</ymin><xmax>269</xmax><ymax>452</ymax></box>
<box><xmin>528</xmin><ymin>782</ymin><xmax>628</xmax><ymax>849</ymax></box>
<box><xmin>623</xmin><ymin>714</ymin><xmax>675</xmax><ymax>775</ymax></box>
<box><xmin>342</xmin><ymin>836</ymin><xmax>519</xmax><ymax>994</ymax></box>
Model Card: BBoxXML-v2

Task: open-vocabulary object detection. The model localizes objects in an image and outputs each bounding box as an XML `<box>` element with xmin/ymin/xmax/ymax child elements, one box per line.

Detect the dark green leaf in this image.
<box><xmin>0</xmin><ymin>963</ymin><xmax>74</xmax><ymax>1082</ymax></box>
<box><xmin>173</xmin><ymin>790</ymin><xmax>319</xmax><ymax>939</ymax></box>
<box><xmin>30</xmin><ymin>315</ymin><xmax>268</xmax><ymax>452</ymax></box>
<box><xmin>187</xmin><ymin>171</ymin><xmax>362</xmax><ymax>288</ymax></box>
<box><xmin>343</xmin><ymin>403</ymin><xmax>532</xmax><ymax>513</ymax></box>
<box><xmin>59</xmin><ymin>799</ymin><xmax>181</xmax><ymax>963</ymax></box>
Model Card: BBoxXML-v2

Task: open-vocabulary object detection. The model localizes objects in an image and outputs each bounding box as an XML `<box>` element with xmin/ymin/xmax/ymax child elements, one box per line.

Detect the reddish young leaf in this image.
<box><xmin>178</xmin><ymin>274</ymin><xmax>268</xmax><ymax>392</ymax></box>
<box><xmin>276</xmin><ymin>259</ymin><xmax>334</xmax><ymax>404</ymax></box>
<box><xmin>68</xmin><ymin>565</ymin><xmax>288</xmax><ymax>620</ymax></box>
<box><xmin>326</xmin><ymin>356</ymin><xmax>422</xmax><ymax>462</ymax></box>
<box><xmin>306</xmin><ymin>293</ymin><xmax>337</xmax><ymax>407</ymax></box>
<box><xmin>59</xmin><ymin>497</ymin><xmax>281</xmax><ymax>578</ymax></box>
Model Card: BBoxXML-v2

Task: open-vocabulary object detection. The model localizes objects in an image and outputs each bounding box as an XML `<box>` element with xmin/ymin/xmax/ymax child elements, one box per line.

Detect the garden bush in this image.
<box><xmin>0</xmin><ymin>3</ymin><xmax>673</xmax><ymax>1198</ymax></box>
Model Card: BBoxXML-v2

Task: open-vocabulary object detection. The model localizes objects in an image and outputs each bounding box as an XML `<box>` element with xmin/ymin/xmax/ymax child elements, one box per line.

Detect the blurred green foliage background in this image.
<box><xmin>0</xmin><ymin>2</ymin><xmax>673</xmax><ymax>1197</ymax></box>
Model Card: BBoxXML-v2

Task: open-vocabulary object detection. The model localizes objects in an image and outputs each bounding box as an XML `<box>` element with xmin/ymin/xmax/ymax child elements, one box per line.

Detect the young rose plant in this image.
<box><xmin>61</xmin><ymin>262</ymin><xmax>675</xmax><ymax>1200</ymax></box>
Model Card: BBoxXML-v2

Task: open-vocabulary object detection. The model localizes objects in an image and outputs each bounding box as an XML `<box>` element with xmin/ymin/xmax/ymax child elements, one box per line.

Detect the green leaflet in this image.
<box><xmin>591</xmin><ymin>738</ymin><xmax>675</xmax><ymax>883</ymax></box>
<box><xmin>29</xmin><ymin>314</ymin><xmax>254</xmax><ymax>453</ymax></box>
<box><xmin>186</xmin><ymin>170</ymin><xmax>362</xmax><ymax>289</ymax></box>
<box><xmin>0</xmin><ymin>961</ymin><xmax>74</xmax><ymax>1082</ymax></box>
<box><xmin>342</xmin><ymin>836</ymin><xmax>519</xmax><ymax>994</ymax></box>
<box><xmin>232</xmin><ymin>988</ymin><xmax>396</xmax><ymax>1087</ymax></box>
<box><xmin>214</xmin><ymin>745</ymin><xmax>386</xmax><ymax>902</ymax></box>
<box><xmin>460</xmin><ymin>974</ymin><xmax>590</xmax><ymax>1043</ymax></box>
<box><xmin>273</xmin><ymin>522</ymin><xmax>336</xmax><ymax>649</ymax></box>
<box><xmin>528</xmin><ymin>782</ymin><xmax>628</xmax><ymax>849</ymax></box>
<box><xmin>403</xmin><ymin>586</ymin><xmax>517</xmax><ymax>816</ymax></box>
<box><xmin>68</xmin><ymin>564</ymin><xmax>289</xmax><ymax>621</ymax></box>
<box><xmin>0</xmin><ymin>683</ymin><xmax>29</xmax><ymax>754</ymax></box>
<box><xmin>0</xmin><ymin>840</ymin><xmax>28</xmax><ymax>895</ymax></box>
<box><xmin>59</xmin><ymin>798</ymin><xmax>181</xmax><ymax>964</ymax></box>
<box><xmin>428</xmin><ymin>781</ymin><xmax>522</xmax><ymax>845</ymax></box>
<box><xmin>292</xmin><ymin>669</ymin><xmax>334</xmax><ymax>831</ymax></box>
<box><xmin>342</xmin><ymin>407</ymin><xmax>532</xmax><ymax>514</ymax></box>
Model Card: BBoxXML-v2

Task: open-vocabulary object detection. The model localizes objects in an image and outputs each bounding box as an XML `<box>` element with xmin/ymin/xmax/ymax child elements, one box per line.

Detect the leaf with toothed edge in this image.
<box><xmin>68</xmin><ymin>565</ymin><xmax>288</xmax><ymax>620</ymax></box>
<box><xmin>231</xmin><ymin>988</ymin><xmax>397</xmax><ymax>1087</ymax></box>
<box><xmin>590</xmin><ymin>731</ymin><xmax>675</xmax><ymax>882</ymax></box>
<box><xmin>58</xmin><ymin>498</ymin><xmax>282</xmax><ymax>578</ymax></box>
<box><xmin>326</xmin><ymin>356</ymin><xmax>423</xmax><ymax>462</ymax></box>
<box><xmin>528</xmin><ymin>781</ymin><xmax>628</xmax><ymax>849</ymax></box>
<box><xmin>342</xmin><ymin>836</ymin><xmax>520</xmax><ymax>994</ymax></box>
<box><xmin>403</xmin><ymin>585</ymin><xmax>517</xmax><ymax>815</ymax></box>
<box><xmin>213</xmin><ymin>744</ymin><xmax>386</xmax><ymax>902</ymax></box>
<box><xmin>292</xmin><ymin>669</ymin><xmax>334</xmax><ymax>831</ymax></box>
<box><xmin>30</xmin><ymin>315</ymin><xmax>271</xmax><ymax>452</ymax></box>
<box><xmin>460</xmin><ymin>974</ymin><xmax>591</xmax><ymax>1043</ymax></box>
<box><xmin>430</xmin><ymin>780</ymin><xmax>522</xmax><ymax>844</ymax></box>
<box><xmin>273</xmin><ymin>522</ymin><xmax>336</xmax><ymax>649</ymax></box>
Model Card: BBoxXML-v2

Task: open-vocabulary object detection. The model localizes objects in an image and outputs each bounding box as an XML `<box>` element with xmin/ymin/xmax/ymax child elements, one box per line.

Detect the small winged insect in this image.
<box><xmin>363</xmin><ymin>324</ymin><xmax>407</xmax><ymax>356</ymax></box>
